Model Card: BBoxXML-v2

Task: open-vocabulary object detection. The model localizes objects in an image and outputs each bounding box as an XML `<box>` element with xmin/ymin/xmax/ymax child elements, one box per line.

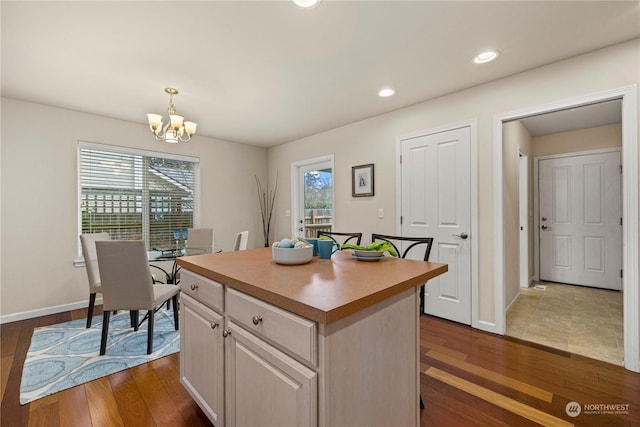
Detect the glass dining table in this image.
<box><xmin>148</xmin><ymin>247</ymin><xmax>212</xmax><ymax>284</ymax></box>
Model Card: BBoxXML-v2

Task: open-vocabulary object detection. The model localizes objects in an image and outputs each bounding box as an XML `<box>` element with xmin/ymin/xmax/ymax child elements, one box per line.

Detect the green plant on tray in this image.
<box><xmin>341</xmin><ymin>242</ymin><xmax>397</xmax><ymax>257</ymax></box>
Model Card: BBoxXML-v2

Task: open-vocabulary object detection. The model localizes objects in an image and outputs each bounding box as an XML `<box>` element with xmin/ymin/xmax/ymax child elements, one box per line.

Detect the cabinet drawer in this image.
<box><xmin>180</xmin><ymin>270</ymin><xmax>223</xmax><ymax>312</ymax></box>
<box><xmin>226</xmin><ymin>288</ymin><xmax>317</xmax><ymax>365</ymax></box>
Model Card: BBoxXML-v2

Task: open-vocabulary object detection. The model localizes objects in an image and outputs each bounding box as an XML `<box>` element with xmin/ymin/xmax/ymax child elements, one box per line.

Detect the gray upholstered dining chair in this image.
<box><xmin>79</xmin><ymin>232</ymin><xmax>111</xmax><ymax>328</ymax></box>
<box><xmin>95</xmin><ymin>240</ymin><xmax>180</xmax><ymax>355</ymax></box>
<box><xmin>234</xmin><ymin>230</ymin><xmax>249</xmax><ymax>251</ymax></box>
<box><xmin>187</xmin><ymin>228</ymin><xmax>214</xmax><ymax>252</ymax></box>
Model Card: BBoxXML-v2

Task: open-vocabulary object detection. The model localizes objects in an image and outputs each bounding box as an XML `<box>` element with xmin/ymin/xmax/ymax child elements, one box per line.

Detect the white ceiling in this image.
<box><xmin>2</xmin><ymin>1</ymin><xmax>639</xmax><ymax>147</ymax></box>
<box><xmin>519</xmin><ymin>99</ymin><xmax>623</xmax><ymax>137</ymax></box>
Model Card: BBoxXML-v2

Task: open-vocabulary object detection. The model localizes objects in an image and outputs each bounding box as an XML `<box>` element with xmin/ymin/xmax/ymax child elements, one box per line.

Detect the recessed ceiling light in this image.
<box><xmin>293</xmin><ymin>0</ymin><xmax>321</xmax><ymax>8</ymax></box>
<box><xmin>473</xmin><ymin>50</ymin><xmax>500</xmax><ymax>64</ymax></box>
<box><xmin>378</xmin><ymin>88</ymin><xmax>395</xmax><ymax>97</ymax></box>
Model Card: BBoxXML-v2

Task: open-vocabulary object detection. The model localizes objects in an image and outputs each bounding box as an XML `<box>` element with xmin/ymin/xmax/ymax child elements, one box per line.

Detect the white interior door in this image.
<box><xmin>539</xmin><ymin>150</ymin><xmax>621</xmax><ymax>290</ymax></box>
<box><xmin>400</xmin><ymin>127</ymin><xmax>471</xmax><ymax>325</ymax></box>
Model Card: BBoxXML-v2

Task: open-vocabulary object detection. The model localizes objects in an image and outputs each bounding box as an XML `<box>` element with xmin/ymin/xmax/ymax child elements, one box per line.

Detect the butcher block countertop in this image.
<box><xmin>176</xmin><ymin>247</ymin><xmax>447</xmax><ymax>324</ymax></box>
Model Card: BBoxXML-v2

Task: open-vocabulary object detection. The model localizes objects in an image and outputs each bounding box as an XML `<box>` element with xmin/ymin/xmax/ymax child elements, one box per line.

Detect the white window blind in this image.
<box><xmin>79</xmin><ymin>142</ymin><xmax>200</xmax><ymax>249</ymax></box>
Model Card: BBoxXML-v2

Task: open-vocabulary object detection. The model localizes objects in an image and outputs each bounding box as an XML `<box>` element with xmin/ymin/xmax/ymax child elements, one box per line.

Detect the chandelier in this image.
<box><xmin>147</xmin><ymin>88</ymin><xmax>197</xmax><ymax>143</ymax></box>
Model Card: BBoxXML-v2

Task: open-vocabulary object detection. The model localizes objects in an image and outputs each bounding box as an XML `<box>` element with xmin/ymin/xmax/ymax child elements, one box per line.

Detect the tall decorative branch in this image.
<box><xmin>255</xmin><ymin>171</ymin><xmax>278</xmax><ymax>247</ymax></box>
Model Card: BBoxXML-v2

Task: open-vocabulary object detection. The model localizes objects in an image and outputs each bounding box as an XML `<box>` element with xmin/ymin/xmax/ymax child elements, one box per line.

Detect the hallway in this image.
<box><xmin>506</xmin><ymin>282</ymin><xmax>624</xmax><ymax>366</ymax></box>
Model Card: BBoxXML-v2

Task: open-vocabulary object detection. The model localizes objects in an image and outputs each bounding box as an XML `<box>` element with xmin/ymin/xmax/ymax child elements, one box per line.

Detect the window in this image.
<box><xmin>78</xmin><ymin>141</ymin><xmax>200</xmax><ymax>250</ymax></box>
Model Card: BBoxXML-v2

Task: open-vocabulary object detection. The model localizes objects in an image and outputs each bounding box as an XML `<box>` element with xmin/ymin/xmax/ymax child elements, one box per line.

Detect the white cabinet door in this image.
<box><xmin>225</xmin><ymin>321</ymin><xmax>317</xmax><ymax>427</ymax></box>
<box><xmin>180</xmin><ymin>293</ymin><xmax>225</xmax><ymax>426</ymax></box>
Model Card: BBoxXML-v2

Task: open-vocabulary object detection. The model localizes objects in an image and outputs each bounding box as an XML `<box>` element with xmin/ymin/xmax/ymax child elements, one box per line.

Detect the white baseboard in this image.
<box><xmin>506</xmin><ymin>293</ymin><xmax>520</xmax><ymax>314</ymax></box>
<box><xmin>0</xmin><ymin>297</ymin><xmax>102</xmax><ymax>324</ymax></box>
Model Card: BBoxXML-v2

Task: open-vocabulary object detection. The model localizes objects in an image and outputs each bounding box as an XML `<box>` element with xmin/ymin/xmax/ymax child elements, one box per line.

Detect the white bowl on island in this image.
<box><xmin>272</xmin><ymin>245</ymin><xmax>313</xmax><ymax>265</ymax></box>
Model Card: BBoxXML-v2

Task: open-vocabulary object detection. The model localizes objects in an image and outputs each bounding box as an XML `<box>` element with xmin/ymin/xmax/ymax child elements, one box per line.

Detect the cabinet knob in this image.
<box><xmin>210</xmin><ymin>321</ymin><xmax>219</xmax><ymax>330</ymax></box>
<box><xmin>252</xmin><ymin>315</ymin><xmax>263</xmax><ymax>325</ymax></box>
<box><xmin>190</xmin><ymin>284</ymin><xmax>199</xmax><ymax>291</ymax></box>
<box><xmin>222</xmin><ymin>329</ymin><xmax>231</xmax><ymax>338</ymax></box>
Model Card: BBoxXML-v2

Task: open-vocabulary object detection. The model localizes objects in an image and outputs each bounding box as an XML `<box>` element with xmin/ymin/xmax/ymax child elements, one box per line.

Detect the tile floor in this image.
<box><xmin>506</xmin><ymin>282</ymin><xmax>624</xmax><ymax>366</ymax></box>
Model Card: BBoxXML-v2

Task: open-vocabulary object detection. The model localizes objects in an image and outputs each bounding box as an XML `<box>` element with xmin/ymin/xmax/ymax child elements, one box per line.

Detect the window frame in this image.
<box><xmin>75</xmin><ymin>141</ymin><xmax>200</xmax><ymax>263</ymax></box>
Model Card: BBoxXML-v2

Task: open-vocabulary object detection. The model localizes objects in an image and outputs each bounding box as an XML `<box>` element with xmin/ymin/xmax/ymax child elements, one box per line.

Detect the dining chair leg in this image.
<box><xmin>147</xmin><ymin>310</ymin><xmax>154</xmax><ymax>354</ymax></box>
<box><xmin>86</xmin><ymin>293</ymin><xmax>97</xmax><ymax>328</ymax></box>
<box><xmin>172</xmin><ymin>295</ymin><xmax>179</xmax><ymax>330</ymax></box>
<box><xmin>99</xmin><ymin>311</ymin><xmax>111</xmax><ymax>355</ymax></box>
<box><xmin>130</xmin><ymin>310</ymin><xmax>139</xmax><ymax>330</ymax></box>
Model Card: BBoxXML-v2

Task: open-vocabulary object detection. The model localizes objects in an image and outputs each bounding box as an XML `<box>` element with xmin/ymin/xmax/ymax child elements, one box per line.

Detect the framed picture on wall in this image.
<box><xmin>352</xmin><ymin>163</ymin><xmax>374</xmax><ymax>197</ymax></box>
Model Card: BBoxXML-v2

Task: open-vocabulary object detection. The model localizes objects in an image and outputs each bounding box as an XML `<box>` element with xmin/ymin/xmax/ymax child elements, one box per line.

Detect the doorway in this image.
<box><xmin>291</xmin><ymin>155</ymin><xmax>334</xmax><ymax>240</ymax></box>
<box><xmin>495</xmin><ymin>85</ymin><xmax>638</xmax><ymax>372</ymax></box>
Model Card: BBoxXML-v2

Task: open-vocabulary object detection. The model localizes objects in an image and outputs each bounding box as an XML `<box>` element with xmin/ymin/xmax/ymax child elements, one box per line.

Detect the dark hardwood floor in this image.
<box><xmin>2</xmin><ymin>306</ymin><xmax>639</xmax><ymax>426</ymax></box>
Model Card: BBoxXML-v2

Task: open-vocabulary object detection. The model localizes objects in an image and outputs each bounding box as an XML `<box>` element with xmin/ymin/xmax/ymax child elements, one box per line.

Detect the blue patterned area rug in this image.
<box><xmin>20</xmin><ymin>309</ymin><xmax>179</xmax><ymax>405</ymax></box>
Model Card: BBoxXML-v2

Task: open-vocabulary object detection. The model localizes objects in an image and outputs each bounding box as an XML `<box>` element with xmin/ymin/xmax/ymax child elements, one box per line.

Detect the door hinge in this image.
<box><xmin>620</xmin><ymin>217</ymin><xmax>623</xmax><ymax>226</ymax></box>
<box><xmin>620</xmin><ymin>164</ymin><xmax>622</xmax><ymax>173</ymax></box>
<box><xmin>400</xmin><ymin>216</ymin><xmax>403</xmax><ymax>225</ymax></box>
<box><xmin>400</xmin><ymin>155</ymin><xmax>402</xmax><ymax>164</ymax></box>
<box><xmin>621</xmin><ymin>269</ymin><xmax>623</xmax><ymax>278</ymax></box>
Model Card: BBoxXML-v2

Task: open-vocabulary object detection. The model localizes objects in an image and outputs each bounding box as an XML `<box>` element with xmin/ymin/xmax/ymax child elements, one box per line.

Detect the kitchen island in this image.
<box><xmin>177</xmin><ymin>247</ymin><xmax>447</xmax><ymax>427</ymax></box>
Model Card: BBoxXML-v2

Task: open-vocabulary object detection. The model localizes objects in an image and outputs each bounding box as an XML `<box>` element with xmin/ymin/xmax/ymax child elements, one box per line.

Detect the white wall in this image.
<box><xmin>0</xmin><ymin>98</ymin><xmax>267</xmax><ymax>320</ymax></box>
<box><xmin>533</xmin><ymin>123</ymin><xmax>622</xmax><ymax>157</ymax></box>
<box><xmin>267</xmin><ymin>38</ymin><xmax>640</xmax><ymax>326</ymax></box>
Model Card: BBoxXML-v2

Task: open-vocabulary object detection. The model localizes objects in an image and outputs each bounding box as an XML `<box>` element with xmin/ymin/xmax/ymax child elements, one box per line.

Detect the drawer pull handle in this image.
<box><xmin>252</xmin><ymin>315</ymin><xmax>263</xmax><ymax>325</ymax></box>
<box><xmin>223</xmin><ymin>329</ymin><xmax>231</xmax><ymax>338</ymax></box>
<box><xmin>210</xmin><ymin>322</ymin><xmax>219</xmax><ymax>330</ymax></box>
<box><xmin>190</xmin><ymin>284</ymin><xmax>199</xmax><ymax>291</ymax></box>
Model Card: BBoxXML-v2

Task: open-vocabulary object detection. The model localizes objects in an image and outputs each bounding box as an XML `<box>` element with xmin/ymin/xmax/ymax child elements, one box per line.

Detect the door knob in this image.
<box><xmin>541</xmin><ymin>225</ymin><xmax>549</xmax><ymax>230</ymax></box>
<box><xmin>451</xmin><ymin>232</ymin><xmax>468</xmax><ymax>239</ymax></box>
<box><xmin>541</xmin><ymin>217</ymin><xmax>547</xmax><ymax>221</ymax></box>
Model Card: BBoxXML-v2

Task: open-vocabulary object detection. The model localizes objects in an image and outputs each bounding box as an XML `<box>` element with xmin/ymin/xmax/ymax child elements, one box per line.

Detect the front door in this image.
<box><xmin>538</xmin><ymin>150</ymin><xmax>621</xmax><ymax>290</ymax></box>
<box><xmin>400</xmin><ymin>126</ymin><xmax>472</xmax><ymax>325</ymax></box>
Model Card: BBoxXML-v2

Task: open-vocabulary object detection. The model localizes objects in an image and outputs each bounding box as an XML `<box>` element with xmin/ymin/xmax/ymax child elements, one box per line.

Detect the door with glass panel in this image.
<box><xmin>292</xmin><ymin>156</ymin><xmax>334</xmax><ymax>240</ymax></box>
